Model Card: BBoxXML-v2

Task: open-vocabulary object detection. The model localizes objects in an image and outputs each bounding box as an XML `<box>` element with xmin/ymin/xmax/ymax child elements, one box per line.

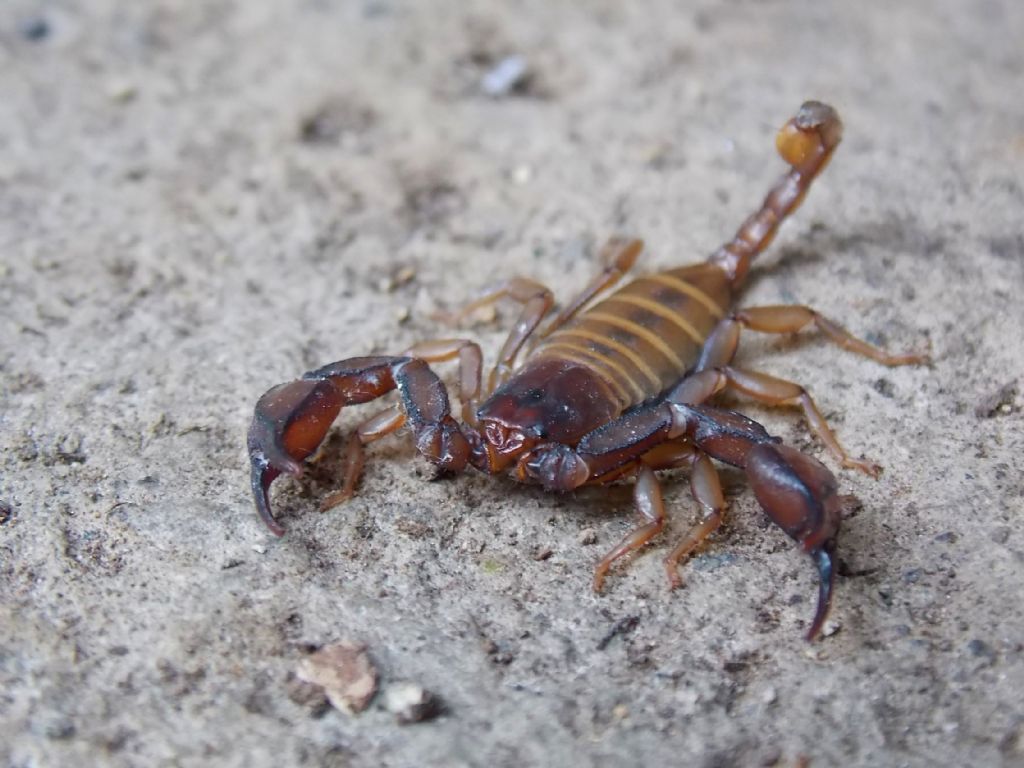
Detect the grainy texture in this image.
<box><xmin>2</xmin><ymin>1</ymin><xmax>1023</xmax><ymax>766</ymax></box>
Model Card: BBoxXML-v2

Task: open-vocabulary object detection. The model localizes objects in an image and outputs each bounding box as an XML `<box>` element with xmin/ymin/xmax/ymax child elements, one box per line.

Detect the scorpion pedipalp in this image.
<box><xmin>745</xmin><ymin>443</ymin><xmax>842</xmax><ymax>641</ymax></box>
<box><xmin>248</xmin><ymin>379</ymin><xmax>344</xmax><ymax>535</ymax></box>
<box><xmin>248</xmin><ymin>356</ymin><xmax>476</xmax><ymax>535</ymax></box>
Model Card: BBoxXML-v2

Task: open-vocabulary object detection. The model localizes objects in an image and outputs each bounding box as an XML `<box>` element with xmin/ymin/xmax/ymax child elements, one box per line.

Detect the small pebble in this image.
<box><xmin>821</xmin><ymin>619</ymin><xmax>842</xmax><ymax>637</ymax></box>
<box><xmin>251</xmin><ymin>543</ymin><xmax>267</xmax><ymax>555</ymax></box>
<box><xmin>296</xmin><ymin>642</ymin><xmax>378</xmax><ymax>715</ymax></box>
<box><xmin>107</xmin><ymin>79</ymin><xmax>138</xmax><ymax>103</ymax></box>
<box><xmin>481</xmin><ymin>55</ymin><xmax>528</xmax><ymax>96</ymax></box>
<box><xmin>384</xmin><ymin>682</ymin><xmax>441</xmax><ymax>724</ymax></box>
<box><xmin>578</xmin><ymin>528</ymin><xmax>598</xmax><ymax>546</ymax></box>
<box><xmin>285</xmin><ymin>675</ymin><xmax>330</xmax><ymax>714</ymax></box>
<box><xmin>394</xmin><ymin>266</ymin><xmax>416</xmax><ymax>286</ymax></box>
<box><xmin>511</xmin><ymin>164</ymin><xmax>532</xmax><ymax>185</ymax></box>
<box><xmin>533</xmin><ymin>547</ymin><xmax>553</xmax><ymax>561</ymax></box>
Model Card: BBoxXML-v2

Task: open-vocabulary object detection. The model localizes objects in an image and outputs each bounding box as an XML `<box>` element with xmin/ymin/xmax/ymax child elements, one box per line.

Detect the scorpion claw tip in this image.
<box><xmin>805</xmin><ymin>542</ymin><xmax>836</xmax><ymax>642</ymax></box>
<box><xmin>250</xmin><ymin>456</ymin><xmax>286</xmax><ymax>537</ymax></box>
<box><xmin>247</xmin><ymin>378</ymin><xmax>345</xmax><ymax>535</ymax></box>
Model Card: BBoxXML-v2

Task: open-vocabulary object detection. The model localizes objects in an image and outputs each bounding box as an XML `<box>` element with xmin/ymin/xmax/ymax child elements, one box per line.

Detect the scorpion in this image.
<box><xmin>247</xmin><ymin>101</ymin><xmax>926</xmax><ymax>640</ymax></box>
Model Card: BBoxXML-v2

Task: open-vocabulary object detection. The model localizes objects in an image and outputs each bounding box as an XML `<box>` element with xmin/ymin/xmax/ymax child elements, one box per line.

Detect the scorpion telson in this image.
<box><xmin>247</xmin><ymin>101</ymin><xmax>927</xmax><ymax>641</ymax></box>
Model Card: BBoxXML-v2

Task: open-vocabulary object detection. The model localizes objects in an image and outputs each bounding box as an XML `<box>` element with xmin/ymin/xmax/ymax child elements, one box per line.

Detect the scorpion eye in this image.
<box><xmin>484</xmin><ymin>422</ymin><xmax>506</xmax><ymax>446</ymax></box>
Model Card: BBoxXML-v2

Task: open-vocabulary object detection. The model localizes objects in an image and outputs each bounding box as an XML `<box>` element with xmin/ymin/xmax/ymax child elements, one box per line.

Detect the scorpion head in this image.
<box><xmin>468</xmin><ymin>419</ymin><xmax>539</xmax><ymax>473</ymax></box>
<box><xmin>469</xmin><ymin>358</ymin><xmax>614</xmax><ymax>483</ymax></box>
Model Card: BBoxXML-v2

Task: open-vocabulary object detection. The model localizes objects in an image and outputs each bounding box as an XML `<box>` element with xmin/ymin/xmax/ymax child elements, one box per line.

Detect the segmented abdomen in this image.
<box><xmin>531</xmin><ymin>263</ymin><xmax>731</xmax><ymax>408</ymax></box>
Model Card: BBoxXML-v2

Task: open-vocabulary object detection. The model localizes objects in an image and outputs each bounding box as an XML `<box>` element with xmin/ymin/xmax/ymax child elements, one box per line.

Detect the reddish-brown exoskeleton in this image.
<box><xmin>248</xmin><ymin>102</ymin><xmax>926</xmax><ymax>640</ymax></box>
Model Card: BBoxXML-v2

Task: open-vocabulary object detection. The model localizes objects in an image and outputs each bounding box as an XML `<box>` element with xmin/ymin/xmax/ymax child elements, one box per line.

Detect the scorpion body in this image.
<box><xmin>248</xmin><ymin>102</ymin><xmax>925</xmax><ymax>640</ymax></box>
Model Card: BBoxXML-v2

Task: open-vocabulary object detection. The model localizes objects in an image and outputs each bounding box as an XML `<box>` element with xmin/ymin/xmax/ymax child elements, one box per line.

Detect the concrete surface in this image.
<box><xmin>2</xmin><ymin>1</ymin><xmax>1023</xmax><ymax>766</ymax></box>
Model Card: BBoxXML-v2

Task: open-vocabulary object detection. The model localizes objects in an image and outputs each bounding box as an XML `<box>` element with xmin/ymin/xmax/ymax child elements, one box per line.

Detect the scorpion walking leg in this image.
<box><xmin>248</xmin><ymin>356</ymin><xmax>470</xmax><ymax>534</ymax></box>
<box><xmin>731</xmin><ymin>306</ymin><xmax>928</xmax><ymax>366</ymax></box>
<box><xmin>535</xmin><ymin>236</ymin><xmax>643</xmax><ymax>340</ymax></box>
<box><xmin>319</xmin><ymin>406</ymin><xmax>407</xmax><ymax>511</ymax></box>
<box><xmin>674</xmin><ymin>304</ymin><xmax>927</xmax><ymax>476</ymax></box>
<box><xmin>442</xmin><ymin>277</ymin><xmax>553</xmax><ymax>392</ymax></box>
<box><xmin>695</xmin><ymin>305</ymin><xmax>927</xmax><ymax>372</ymax></box>
<box><xmin>663</xmin><ymin>451</ymin><xmax>726</xmax><ymax>589</ymax></box>
<box><xmin>631</xmin><ymin>442</ymin><xmax>729</xmax><ymax>590</ymax></box>
<box><xmin>668</xmin><ymin>364</ymin><xmax>885</xmax><ymax>477</ymax></box>
<box><xmin>593</xmin><ymin>465</ymin><xmax>667</xmax><ymax>592</ymax></box>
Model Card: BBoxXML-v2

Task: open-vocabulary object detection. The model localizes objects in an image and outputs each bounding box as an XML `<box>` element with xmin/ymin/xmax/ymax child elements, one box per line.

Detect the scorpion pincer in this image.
<box><xmin>247</xmin><ymin>101</ymin><xmax>927</xmax><ymax>640</ymax></box>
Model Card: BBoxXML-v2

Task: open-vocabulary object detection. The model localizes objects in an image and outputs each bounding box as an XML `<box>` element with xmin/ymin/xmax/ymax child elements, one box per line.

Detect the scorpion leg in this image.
<box><xmin>677</xmin><ymin>304</ymin><xmax>927</xmax><ymax>475</ymax></box>
<box><xmin>663</xmin><ymin>450</ymin><xmax>726</xmax><ymax>590</ymax></box>
<box><xmin>438</xmin><ymin>277</ymin><xmax>554</xmax><ymax>393</ymax></box>
<box><xmin>613</xmin><ymin>441</ymin><xmax>729</xmax><ymax>590</ymax></box>
<box><xmin>440</xmin><ymin>237</ymin><xmax>642</xmax><ymax>392</ymax></box>
<box><xmin>319</xmin><ymin>406</ymin><xmax>407</xmax><ymax>511</ymax></box>
<box><xmin>695</xmin><ymin>305</ymin><xmax>928</xmax><ymax>372</ymax></box>
<box><xmin>668</xmin><ymin>365</ymin><xmax>885</xmax><ymax>477</ymax></box>
<box><xmin>535</xmin><ymin>236</ymin><xmax>643</xmax><ymax>341</ymax></box>
<box><xmin>732</xmin><ymin>306</ymin><xmax>929</xmax><ymax>366</ymax></box>
<box><xmin>593</xmin><ymin>465</ymin><xmax>667</xmax><ymax>592</ymax></box>
<box><xmin>248</xmin><ymin>356</ymin><xmax>470</xmax><ymax>534</ymax></box>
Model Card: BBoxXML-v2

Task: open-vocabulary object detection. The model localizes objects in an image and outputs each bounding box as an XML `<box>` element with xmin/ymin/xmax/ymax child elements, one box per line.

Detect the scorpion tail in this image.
<box><xmin>744</xmin><ymin>442</ymin><xmax>843</xmax><ymax>641</ymax></box>
<box><xmin>247</xmin><ymin>379</ymin><xmax>343</xmax><ymax>535</ymax></box>
<box><xmin>709</xmin><ymin>101</ymin><xmax>843</xmax><ymax>287</ymax></box>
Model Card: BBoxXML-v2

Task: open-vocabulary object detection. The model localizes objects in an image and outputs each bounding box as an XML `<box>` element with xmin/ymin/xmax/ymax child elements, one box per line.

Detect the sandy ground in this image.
<box><xmin>2</xmin><ymin>1</ymin><xmax>1023</xmax><ymax>766</ymax></box>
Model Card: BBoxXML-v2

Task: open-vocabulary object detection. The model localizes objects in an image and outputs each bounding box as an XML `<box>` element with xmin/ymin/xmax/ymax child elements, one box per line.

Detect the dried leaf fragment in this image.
<box><xmin>295</xmin><ymin>641</ymin><xmax>378</xmax><ymax>714</ymax></box>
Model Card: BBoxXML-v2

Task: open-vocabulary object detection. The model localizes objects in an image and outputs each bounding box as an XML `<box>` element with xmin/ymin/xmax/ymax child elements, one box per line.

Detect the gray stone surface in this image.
<box><xmin>2</xmin><ymin>1</ymin><xmax>1022</xmax><ymax>766</ymax></box>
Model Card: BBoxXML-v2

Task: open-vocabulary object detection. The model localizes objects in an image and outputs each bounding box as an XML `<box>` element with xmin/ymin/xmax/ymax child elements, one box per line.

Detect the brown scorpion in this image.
<box><xmin>247</xmin><ymin>102</ymin><xmax>926</xmax><ymax>640</ymax></box>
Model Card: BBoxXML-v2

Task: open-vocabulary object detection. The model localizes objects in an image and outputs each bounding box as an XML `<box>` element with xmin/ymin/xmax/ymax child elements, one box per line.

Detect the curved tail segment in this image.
<box><xmin>709</xmin><ymin>101</ymin><xmax>844</xmax><ymax>288</ymax></box>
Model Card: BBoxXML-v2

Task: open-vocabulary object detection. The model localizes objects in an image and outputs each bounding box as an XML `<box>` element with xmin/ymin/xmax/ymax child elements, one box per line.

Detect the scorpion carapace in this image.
<box><xmin>247</xmin><ymin>101</ymin><xmax>927</xmax><ymax>641</ymax></box>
